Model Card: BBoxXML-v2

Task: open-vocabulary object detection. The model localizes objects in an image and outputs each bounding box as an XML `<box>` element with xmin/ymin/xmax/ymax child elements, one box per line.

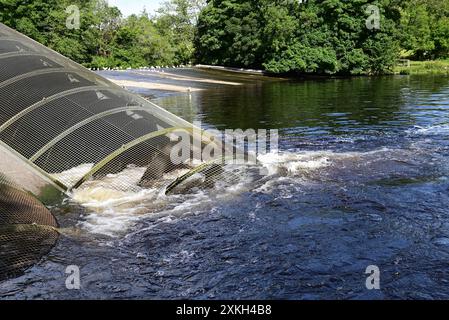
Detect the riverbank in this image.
<box><xmin>99</xmin><ymin>62</ymin><xmax>449</xmax><ymax>98</ymax></box>
<box><xmin>394</xmin><ymin>60</ymin><xmax>449</xmax><ymax>75</ymax></box>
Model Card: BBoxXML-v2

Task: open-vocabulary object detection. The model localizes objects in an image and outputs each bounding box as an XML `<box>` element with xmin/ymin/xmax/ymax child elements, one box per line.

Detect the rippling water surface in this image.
<box><xmin>1</xmin><ymin>72</ymin><xmax>449</xmax><ymax>299</ymax></box>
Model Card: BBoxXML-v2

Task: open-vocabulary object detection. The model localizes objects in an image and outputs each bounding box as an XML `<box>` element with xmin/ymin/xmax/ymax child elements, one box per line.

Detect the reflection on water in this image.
<box><xmin>1</xmin><ymin>73</ymin><xmax>449</xmax><ymax>299</ymax></box>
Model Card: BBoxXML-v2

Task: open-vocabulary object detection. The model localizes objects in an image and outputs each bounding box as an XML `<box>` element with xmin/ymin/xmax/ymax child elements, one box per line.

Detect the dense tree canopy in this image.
<box><xmin>0</xmin><ymin>0</ymin><xmax>203</xmax><ymax>68</ymax></box>
<box><xmin>195</xmin><ymin>0</ymin><xmax>449</xmax><ymax>75</ymax></box>
<box><xmin>196</xmin><ymin>0</ymin><xmax>392</xmax><ymax>74</ymax></box>
<box><xmin>398</xmin><ymin>0</ymin><xmax>449</xmax><ymax>59</ymax></box>
<box><xmin>0</xmin><ymin>0</ymin><xmax>448</xmax><ymax>74</ymax></box>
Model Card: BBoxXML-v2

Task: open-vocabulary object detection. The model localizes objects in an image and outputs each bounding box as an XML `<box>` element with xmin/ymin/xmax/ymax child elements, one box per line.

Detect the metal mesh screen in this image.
<box><xmin>0</xmin><ymin>39</ymin><xmax>32</xmax><ymax>54</ymax></box>
<box><xmin>0</xmin><ymin>90</ymin><xmax>145</xmax><ymax>159</ymax></box>
<box><xmin>0</xmin><ymin>23</ymin><xmax>238</xmax><ymax>280</ymax></box>
<box><xmin>0</xmin><ymin>22</ymin><xmax>230</xmax><ymax>197</ymax></box>
<box><xmin>0</xmin><ymin>71</ymin><xmax>96</xmax><ymax>125</ymax></box>
<box><xmin>0</xmin><ymin>175</ymin><xmax>58</xmax><ymax>281</ymax></box>
<box><xmin>33</xmin><ymin>111</ymin><xmax>172</xmax><ymax>173</ymax></box>
<box><xmin>89</xmin><ymin>135</ymin><xmax>189</xmax><ymax>190</ymax></box>
<box><xmin>0</xmin><ymin>54</ymin><xmax>62</xmax><ymax>83</ymax></box>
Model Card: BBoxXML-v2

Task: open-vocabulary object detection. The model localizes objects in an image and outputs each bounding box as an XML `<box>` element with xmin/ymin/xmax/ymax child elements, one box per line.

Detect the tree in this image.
<box><xmin>0</xmin><ymin>0</ymin><xmax>103</xmax><ymax>64</ymax></box>
<box><xmin>399</xmin><ymin>0</ymin><xmax>449</xmax><ymax>59</ymax></box>
<box><xmin>2</xmin><ymin>0</ymin><xmax>446</xmax><ymax>73</ymax></box>
<box><xmin>155</xmin><ymin>0</ymin><xmax>206</xmax><ymax>65</ymax></box>
<box><xmin>111</xmin><ymin>13</ymin><xmax>175</xmax><ymax>68</ymax></box>
<box><xmin>195</xmin><ymin>0</ymin><xmax>402</xmax><ymax>75</ymax></box>
<box><xmin>195</xmin><ymin>0</ymin><xmax>264</xmax><ymax>67</ymax></box>
<box><xmin>0</xmin><ymin>0</ymin><xmax>204</xmax><ymax>68</ymax></box>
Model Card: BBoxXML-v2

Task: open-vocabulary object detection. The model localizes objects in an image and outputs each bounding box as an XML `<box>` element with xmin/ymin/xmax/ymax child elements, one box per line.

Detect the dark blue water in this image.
<box><xmin>1</xmin><ymin>73</ymin><xmax>449</xmax><ymax>299</ymax></box>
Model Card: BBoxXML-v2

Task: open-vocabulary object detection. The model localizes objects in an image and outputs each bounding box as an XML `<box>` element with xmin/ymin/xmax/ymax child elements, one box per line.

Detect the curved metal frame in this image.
<box><xmin>0</xmin><ymin>67</ymin><xmax>67</xmax><ymax>88</ymax></box>
<box><xmin>70</xmin><ymin>127</ymin><xmax>194</xmax><ymax>190</ymax></box>
<box><xmin>0</xmin><ymin>23</ymin><xmax>226</xmax><ymax>193</ymax></box>
<box><xmin>0</xmin><ymin>37</ymin><xmax>32</xmax><ymax>56</ymax></box>
<box><xmin>165</xmin><ymin>157</ymin><xmax>228</xmax><ymax>194</ymax></box>
<box><xmin>29</xmin><ymin>106</ymin><xmax>147</xmax><ymax>162</ymax></box>
<box><xmin>0</xmin><ymin>52</ymin><xmax>42</xmax><ymax>60</ymax></box>
<box><xmin>0</xmin><ymin>140</ymin><xmax>66</xmax><ymax>192</ymax></box>
<box><xmin>70</xmin><ymin>126</ymin><xmax>229</xmax><ymax>190</ymax></box>
<box><xmin>0</xmin><ymin>85</ymin><xmax>112</xmax><ymax>132</ymax></box>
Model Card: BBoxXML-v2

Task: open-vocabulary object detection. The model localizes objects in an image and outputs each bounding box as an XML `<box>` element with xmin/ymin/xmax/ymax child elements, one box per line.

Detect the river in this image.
<box><xmin>1</xmin><ymin>70</ymin><xmax>449</xmax><ymax>299</ymax></box>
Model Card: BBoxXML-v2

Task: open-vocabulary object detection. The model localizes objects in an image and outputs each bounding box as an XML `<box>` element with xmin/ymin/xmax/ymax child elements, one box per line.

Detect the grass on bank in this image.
<box><xmin>394</xmin><ymin>59</ymin><xmax>449</xmax><ymax>75</ymax></box>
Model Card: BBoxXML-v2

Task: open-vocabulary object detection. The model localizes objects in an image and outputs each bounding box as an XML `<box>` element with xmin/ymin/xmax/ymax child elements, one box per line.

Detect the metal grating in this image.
<box><xmin>0</xmin><ymin>22</ymin><xmax>227</xmax><ymax>194</ymax></box>
<box><xmin>33</xmin><ymin>111</ymin><xmax>172</xmax><ymax>178</ymax></box>
<box><xmin>91</xmin><ymin>135</ymin><xmax>186</xmax><ymax>190</ymax></box>
<box><xmin>0</xmin><ymin>175</ymin><xmax>58</xmax><ymax>281</ymax></box>
<box><xmin>0</xmin><ymin>91</ymin><xmax>145</xmax><ymax>159</ymax></box>
<box><xmin>0</xmin><ymin>54</ymin><xmax>62</xmax><ymax>83</ymax></box>
<box><xmin>0</xmin><ymin>23</ymin><xmax>241</xmax><ymax>282</ymax></box>
<box><xmin>0</xmin><ymin>39</ymin><xmax>32</xmax><ymax>54</ymax></box>
<box><xmin>0</xmin><ymin>71</ymin><xmax>95</xmax><ymax>126</ymax></box>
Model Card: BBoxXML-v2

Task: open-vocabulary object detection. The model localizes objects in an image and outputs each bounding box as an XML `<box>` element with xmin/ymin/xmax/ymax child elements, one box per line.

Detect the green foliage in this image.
<box><xmin>1</xmin><ymin>0</ymin><xmax>448</xmax><ymax>74</ymax></box>
<box><xmin>195</xmin><ymin>0</ymin><xmax>404</xmax><ymax>75</ymax></box>
<box><xmin>195</xmin><ymin>0</ymin><xmax>264</xmax><ymax>67</ymax></box>
<box><xmin>0</xmin><ymin>0</ymin><xmax>203</xmax><ymax>68</ymax></box>
<box><xmin>156</xmin><ymin>0</ymin><xmax>205</xmax><ymax>65</ymax></box>
<box><xmin>0</xmin><ymin>0</ymin><xmax>100</xmax><ymax>62</ymax></box>
<box><xmin>399</xmin><ymin>0</ymin><xmax>449</xmax><ymax>59</ymax></box>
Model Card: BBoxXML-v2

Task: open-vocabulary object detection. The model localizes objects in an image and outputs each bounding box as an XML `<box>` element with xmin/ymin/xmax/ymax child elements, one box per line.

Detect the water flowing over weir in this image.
<box><xmin>0</xmin><ymin>23</ymin><xmax>223</xmax><ymax>200</ymax></box>
<box><xmin>0</xmin><ymin>23</ymin><xmax>236</xmax><ymax>280</ymax></box>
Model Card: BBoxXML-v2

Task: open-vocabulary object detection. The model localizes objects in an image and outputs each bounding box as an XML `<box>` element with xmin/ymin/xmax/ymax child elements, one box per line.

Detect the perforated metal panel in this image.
<box><xmin>0</xmin><ymin>91</ymin><xmax>145</xmax><ymax>159</ymax></box>
<box><xmin>33</xmin><ymin>111</ymin><xmax>171</xmax><ymax>174</ymax></box>
<box><xmin>0</xmin><ymin>23</ymin><xmax>240</xmax><ymax>280</ymax></box>
<box><xmin>0</xmin><ymin>71</ymin><xmax>97</xmax><ymax>125</ymax></box>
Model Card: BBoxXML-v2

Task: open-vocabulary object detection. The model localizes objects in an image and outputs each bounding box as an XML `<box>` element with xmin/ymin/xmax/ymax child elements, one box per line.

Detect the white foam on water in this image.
<box><xmin>69</xmin><ymin>168</ymin><xmax>162</xmax><ymax>237</ymax></box>
<box><xmin>56</xmin><ymin>147</ymin><xmax>398</xmax><ymax>237</ymax></box>
<box><xmin>255</xmin><ymin>147</ymin><xmax>398</xmax><ymax>193</ymax></box>
<box><xmin>51</xmin><ymin>163</ymin><xmax>94</xmax><ymax>186</ymax></box>
<box><xmin>257</xmin><ymin>150</ymin><xmax>375</xmax><ymax>176</ymax></box>
<box><xmin>60</xmin><ymin>164</ymin><xmax>212</xmax><ymax>236</ymax></box>
<box><xmin>408</xmin><ymin>124</ymin><xmax>449</xmax><ymax>136</ymax></box>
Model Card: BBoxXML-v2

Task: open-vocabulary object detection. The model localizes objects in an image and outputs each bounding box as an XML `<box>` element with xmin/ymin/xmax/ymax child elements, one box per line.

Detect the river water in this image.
<box><xmin>1</xmin><ymin>71</ymin><xmax>449</xmax><ymax>299</ymax></box>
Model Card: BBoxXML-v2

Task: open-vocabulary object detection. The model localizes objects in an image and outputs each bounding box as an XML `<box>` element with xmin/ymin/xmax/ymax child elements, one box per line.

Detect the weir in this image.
<box><xmin>0</xmin><ymin>23</ymin><xmax>232</xmax><ymax>280</ymax></box>
<box><xmin>0</xmin><ymin>23</ymin><xmax>221</xmax><ymax>202</ymax></box>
